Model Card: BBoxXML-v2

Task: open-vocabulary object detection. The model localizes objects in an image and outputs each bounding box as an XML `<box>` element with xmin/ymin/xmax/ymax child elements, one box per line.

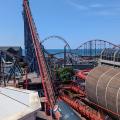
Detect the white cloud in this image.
<box><xmin>67</xmin><ymin>0</ymin><xmax>89</xmax><ymax>10</ymax></box>
<box><xmin>71</xmin><ymin>3</ymin><xmax>88</xmax><ymax>10</ymax></box>
<box><xmin>90</xmin><ymin>4</ymin><xmax>104</xmax><ymax>8</ymax></box>
<box><xmin>66</xmin><ymin>0</ymin><xmax>120</xmax><ymax>16</ymax></box>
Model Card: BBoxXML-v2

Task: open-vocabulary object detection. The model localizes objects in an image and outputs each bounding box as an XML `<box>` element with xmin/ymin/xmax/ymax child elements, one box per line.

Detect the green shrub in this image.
<box><xmin>57</xmin><ymin>67</ymin><xmax>74</xmax><ymax>82</ymax></box>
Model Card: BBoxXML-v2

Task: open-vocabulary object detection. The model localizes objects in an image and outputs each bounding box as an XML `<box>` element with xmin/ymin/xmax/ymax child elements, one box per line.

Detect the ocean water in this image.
<box><xmin>23</xmin><ymin>49</ymin><xmax>102</xmax><ymax>58</ymax></box>
<box><xmin>47</xmin><ymin>49</ymin><xmax>65</xmax><ymax>58</ymax></box>
<box><xmin>47</xmin><ymin>49</ymin><xmax>102</xmax><ymax>58</ymax></box>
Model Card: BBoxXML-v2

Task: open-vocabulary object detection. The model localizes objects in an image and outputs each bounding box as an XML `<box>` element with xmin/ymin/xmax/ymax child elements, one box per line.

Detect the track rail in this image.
<box><xmin>76</xmin><ymin>39</ymin><xmax>120</xmax><ymax>57</ymax></box>
<box><xmin>76</xmin><ymin>39</ymin><xmax>120</xmax><ymax>50</ymax></box>
<box><xmin>41</xmin><ymin>35</ymin><xmax>71</xmax><ymax>49</ymax></box>
<box><xmin>75</xmin><ymin>69</ymin><xmax>91</xmax><ymax>80</ymax></box>
<box><xmin>60</xmin><ymin>95</ymin><xmax>103</xmax><ymax>120</ymax></box>
<box><xmin>23</xmin><ymin>0</ymin><xmax>55</xmax><ymax>109</ymax></box>
<box><xmin>62</xmin><ymin>84</ymin><xmax>86</xmax><ymax>97</ymax></box>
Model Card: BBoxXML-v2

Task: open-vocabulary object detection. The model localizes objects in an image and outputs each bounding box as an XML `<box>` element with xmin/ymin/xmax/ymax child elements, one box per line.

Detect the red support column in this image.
<box><xmin>25</xmin><ymin>67</ymin><xmax>28</xmax><ymax>89</ymax></box>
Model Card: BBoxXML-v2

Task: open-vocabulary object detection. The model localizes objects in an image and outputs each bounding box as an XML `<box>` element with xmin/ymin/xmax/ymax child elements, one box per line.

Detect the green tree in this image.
<box><xmin>57</xmin><ymin>67</ymin><xmax>74</xmax><ymax>82</ymax></box>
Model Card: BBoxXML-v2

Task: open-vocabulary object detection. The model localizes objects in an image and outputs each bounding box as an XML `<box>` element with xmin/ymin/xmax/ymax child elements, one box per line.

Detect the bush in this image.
<box><xmin>57</xmin><ymin>67</ymin><xmax>74</xmax><ymax>82</ymax></box>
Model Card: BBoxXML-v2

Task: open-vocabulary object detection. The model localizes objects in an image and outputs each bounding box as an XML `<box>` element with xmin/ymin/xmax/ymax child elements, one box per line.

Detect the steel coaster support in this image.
<box><xmin>23</xmin><ymin>0</ymin><xmax>55</xmax><ymax>109</ymax></box>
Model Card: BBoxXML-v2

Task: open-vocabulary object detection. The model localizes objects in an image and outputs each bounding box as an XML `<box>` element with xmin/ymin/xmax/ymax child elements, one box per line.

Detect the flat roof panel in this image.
<box><xmin>0</xmin><ymin>87</ymin><xmax>41</xmax><ymax>120</ymax></box>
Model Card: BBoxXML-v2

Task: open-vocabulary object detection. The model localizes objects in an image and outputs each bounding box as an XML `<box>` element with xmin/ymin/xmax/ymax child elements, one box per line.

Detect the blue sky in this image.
<box><xmin>0</xmin><ymin>0</ymin><xmax>120</xmax><ymax>49</ymax></box>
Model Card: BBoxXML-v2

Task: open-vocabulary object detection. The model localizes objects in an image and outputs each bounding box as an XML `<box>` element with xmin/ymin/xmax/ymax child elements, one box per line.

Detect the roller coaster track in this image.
<box><xmin>22</xmin><ymin>1</ymin><xmax>120</xmax><ymax>119</ymax></box>
<box><xmin>23</xmin><ymin>0</ymin><xmax>55</xmax><ymax>109</ymax></box>
<box><xmin>76</xmin><ymin>39</ymin><xmax>120</xmax><ymax>50</ymax></box>
<box><xmin>75</xmin><ymin>39</ymin><xmax>120</xmax><ymax>57</ymax></box>
<box><xmin>41</xmin><ymin>35</ymin><xmax>71</xmax><ymax>49</ymax></box>
<box><xmin>64</xmin><ymin>39</ymin><xmax>120</xmax><ymax>64</ymax></box>
<box><xmin>61</xmin><ymin>84</ymin><xmax>86</xmax><ymax>97</ymax></box>
<box><xmin>75</xmin><ymin>69</ymin><xmax>91</xmax><ymax>80</ymax></box>
<box><xmin>59</xmin><ymin>95</ymin><xmax>103</xmax><ymax>120</ymax></box>
<box><xmin>41</xmin><ymin>35</ymin><xmax>75</xmax><ymax>65</ymax></box>
<box><xmin>41</xmin><ymin>36</ymin><xmax>120</xmax><ymax>65</ymax></box>
<box><xmin>42</xmin><ymin>38</ymin><xmax>120</xmax><ymax>64</ymax></box>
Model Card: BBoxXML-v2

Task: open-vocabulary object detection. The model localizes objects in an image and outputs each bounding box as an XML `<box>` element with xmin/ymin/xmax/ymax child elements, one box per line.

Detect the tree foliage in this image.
<box><xmin>57</xmin><ymin>67</ymin><xmax>74</xmax><ymax>82</ymax></box>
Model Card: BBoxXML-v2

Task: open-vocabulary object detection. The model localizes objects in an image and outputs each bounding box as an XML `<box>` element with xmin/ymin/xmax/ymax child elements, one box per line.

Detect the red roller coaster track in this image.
<box><xmin>22</xmin><ymin>0</ymin><xmax>118</xmax><ymax>119</ymax></box>
<box><xmin>62</xmin><ymin>84</ymin><xmax>86</xmax><ymax>97</ymax></box>
<box><xmin>23</xmin><ymin>0</ymin><xmax>55</xmax><ymax>109</ymax></box>
<box><xmin>60</xmin><ymin>95</ymin><xmax>103</xmax><ymax>120</ymax></box>
<box><xmin>75</xmin><ymin>69</ymin><xmax>91</xmax><ymax>80</ymax></box>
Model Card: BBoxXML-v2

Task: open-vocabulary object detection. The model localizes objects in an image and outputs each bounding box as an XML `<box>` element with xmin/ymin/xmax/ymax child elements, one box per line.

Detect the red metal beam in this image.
<box><xmin>62</xmin><ymin>84</ymin><xmax>86</xmax><ymax>97</ymax></box>
<box><xmin>81</xmin><ymin>97</ymin><xmax>120</xmax><ymax>118</ymax></box>
<box><xmin>75</xmin><ymin>69</ymin><xmax>91</xmax><ymax>80</ymax></box>
<box><xmin>23</xmin><ymin>0</ymin><xmax>55</xmax><ymax>109</ymax></box>
<box><xmin>60</xmin><ymin>95</ymin><xmax>103</xmax><ymax>120</ymax></box>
